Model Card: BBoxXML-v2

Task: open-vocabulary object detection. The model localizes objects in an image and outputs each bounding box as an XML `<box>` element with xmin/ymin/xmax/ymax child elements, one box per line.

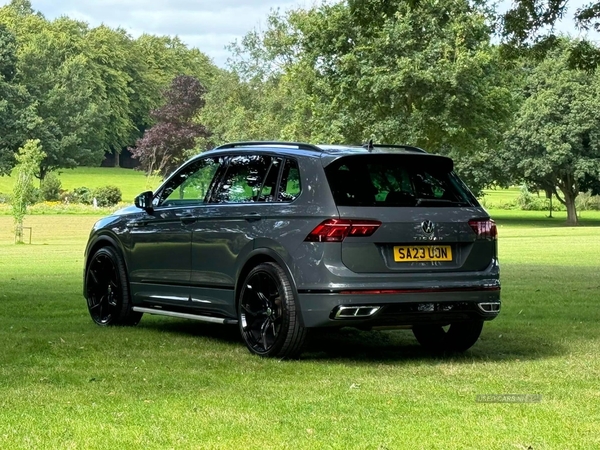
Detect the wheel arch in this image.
<box><xmin>83</xmin><ymin>234</ymin><xmax>130</xmax><ymax>297</ymax></box>
<box><xmin>234</xmin><ymin>248</ymin><xmax>300</xmax><ymax>314</ymax></box>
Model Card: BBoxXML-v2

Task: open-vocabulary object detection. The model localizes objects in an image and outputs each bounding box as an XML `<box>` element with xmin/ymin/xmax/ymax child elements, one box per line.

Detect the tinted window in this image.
<box><xmin>159</xmin><ymin>157</ymin><xmax>222</xmax><ymax>206</ymax></box>
<box><xmin>213</xmin><ymin>155</ymin><xmax>273</xmax><ymax>203</ymax></box>
<box><xmin>325</xmin><ymin>155</ymin><xmax>476</xmax><ymax>207</ymax></box>
<box><xmin>257</xmin><ymin>158</ymin><xmax>282</xmax><ymax>202</ymax></box>
<box><xmin>278</xmin><ymin>159</ymin><xmax>301</xmax><ymax>202</ymax></box>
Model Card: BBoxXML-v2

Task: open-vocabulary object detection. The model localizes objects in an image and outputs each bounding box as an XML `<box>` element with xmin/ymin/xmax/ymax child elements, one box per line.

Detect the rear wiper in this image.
<box><xmin>415</xmin><ymin>198</ymin><xmax>469</xmax><ymax>206</ymax></box>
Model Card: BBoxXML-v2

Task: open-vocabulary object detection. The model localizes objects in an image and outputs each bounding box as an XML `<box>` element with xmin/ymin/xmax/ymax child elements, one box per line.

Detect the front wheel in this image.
<box><xmin>238</xmin><ymin>262</ymin><xmax>307</xmax><ymax>358</ymax></box>
<box><xmin>412</xmin><ymin>321</ymin><xmax>484</xmax><ymax>352</ymax></box>
<box><xmin>85</xmin><ymin>246</ymin><xmax>142</xmax><ymax>326</ymax></box>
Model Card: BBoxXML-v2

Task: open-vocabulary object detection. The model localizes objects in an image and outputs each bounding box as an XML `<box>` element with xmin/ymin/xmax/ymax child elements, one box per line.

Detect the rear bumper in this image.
<box><xmin>297</xmin><ymin>288</ymin><xmax>500</xmax><ymax>328</ymax></box>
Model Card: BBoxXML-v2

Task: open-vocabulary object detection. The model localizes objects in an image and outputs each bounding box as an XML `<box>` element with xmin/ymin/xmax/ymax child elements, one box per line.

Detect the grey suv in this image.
<box><xmin>84</xmin><ymin>141</ymin><xmax>500</xmax><ymax>358</ymax></box>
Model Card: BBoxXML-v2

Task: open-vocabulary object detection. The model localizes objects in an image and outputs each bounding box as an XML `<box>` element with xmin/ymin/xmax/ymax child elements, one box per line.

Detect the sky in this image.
<box><xmin>0</xmin><ymin>0</ymin><xmax>597</xmax><ymax>67</ymax></box>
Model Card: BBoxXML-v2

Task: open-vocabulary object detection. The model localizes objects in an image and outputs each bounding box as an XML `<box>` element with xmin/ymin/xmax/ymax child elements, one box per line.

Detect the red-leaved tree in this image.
<box><xmin>130</xmin><ymin>75</ymin><xmax>210</xmax><ymax>177</ymax></box>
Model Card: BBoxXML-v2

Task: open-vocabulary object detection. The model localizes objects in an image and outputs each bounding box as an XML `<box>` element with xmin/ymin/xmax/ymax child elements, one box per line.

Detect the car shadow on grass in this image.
<box><xmin>300</xmin><ymin>326</ymin><xmax>565</xmax><ymax>363</ymax></box>
<box><xmin>137</xmin><ymin>317</ymin><xmax>565</xmax><ymax>363</ymax></box>
<box><xmin>139</xmin><ymin>318</ymin><xmax>243</xmax><ymax>346</ymax></box>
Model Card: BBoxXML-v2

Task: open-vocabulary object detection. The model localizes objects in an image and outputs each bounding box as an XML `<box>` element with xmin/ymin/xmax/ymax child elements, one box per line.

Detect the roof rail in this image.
<box><xmin>212</xmin><ymin>141</ymin><xmax>323</xmax><ymax>152</ymax></box>
<box><xmin>362</xmin><ymin>143</ymin><xmax>427</xmax><ymax>154</ymax></box>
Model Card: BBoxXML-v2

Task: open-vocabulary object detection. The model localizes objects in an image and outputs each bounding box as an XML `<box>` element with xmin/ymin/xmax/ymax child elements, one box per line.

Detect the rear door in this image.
<box><xmin>324</xmin><ymin>154</ymin><xmax>496</xmax><ymax>274</ymax></box>
<box><xmin>188</xmin><ymin>155</ymin><xmax>304</xmax><ymax>318</ymax></box>
<box><xmin>188</xmin><ymin>154</ymin><xmax>281</xmax><ymax>317</ymax></box>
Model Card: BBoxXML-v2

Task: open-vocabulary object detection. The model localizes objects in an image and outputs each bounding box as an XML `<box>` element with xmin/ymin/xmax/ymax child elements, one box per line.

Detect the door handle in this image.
<box><xmin>244</xmin><ymin>213</ymin><xmax>262</xmax><ymax>222</ymax></box>
<box><xmin>177</xmin><ymin>213</ymin><xmax>197</xmax><ymax>224</ymax></box>
<box><xmin>126</xmin><ymin>220</ymin><xmax>147</xmax><ymax>228</ymax></box>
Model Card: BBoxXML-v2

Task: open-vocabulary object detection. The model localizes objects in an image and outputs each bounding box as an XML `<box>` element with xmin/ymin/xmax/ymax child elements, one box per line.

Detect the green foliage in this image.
<box><xmin>11</xmin><ymin>138</ymin><xmax>44</xmax><ymax>239</ymax></box>
<box><xmin>61</xmin><ymin>185</ymin><xmax>122</xmax><ymax>206</ymax></box>
<box><xmin>68</xmin><ymin>186</ymin><xmax>93</xmax><ymax>205</ymax></box>
<box><xmin>0</xmin><ymin>23</ymin><xmax>37</xmax><ymax>175</ymax></box>
<box><xmin>576</xmin><ymin>191</ymin><xmax>600</xmax><ymax>211</ymax></box>
<box><xmin>503</xmin><ymin>40</ymin><xmax>600</xmax><ymax>224</ymax></box>
<box><xmin>92</xmin><ymin>185</ymin><xmax>122</xmax><ymax>207</ymax></box>
<box><xmin>40</xmin><ymin>171</ymin><xmax>61</xmax><ymax>201</ymax></box>
<box><xmin>212</xmin><ymin>0</ymin><xmax>516</xmax><ymax>155</ymax></box>
<box><xmin>516</xmin><ymin>184</ymin><xmax>551</xmax><ymax>211</ymax></box>
<box><xmin>0</xmin><ymin>3</ymin><xmax>218</xmax><ymax>177</ymax></box>
<box><xmin>501</xmin><ymin>0</ymin><xmax>600</xmax><ymax>69</ymax></box>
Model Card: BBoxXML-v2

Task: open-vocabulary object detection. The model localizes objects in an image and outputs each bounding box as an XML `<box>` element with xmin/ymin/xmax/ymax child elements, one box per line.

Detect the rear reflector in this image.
<box><xmin>340</xmin><ymin>286</ymin><xmax>501</xmax><ymax>295</ymax></box>
<box><xmin>468</xmin><ymin>219</ymin><xmax>497</xmax><ymax>240</ymax></box>
<box><xmin>305</xmin><ymin>219</ymin><xmax>382</xmax><ymax>242</ymax></box>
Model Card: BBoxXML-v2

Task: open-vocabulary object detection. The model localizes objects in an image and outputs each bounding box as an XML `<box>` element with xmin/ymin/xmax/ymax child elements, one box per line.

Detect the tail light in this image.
<box><xmin>305</xmin><ymin>219</ymin><xmax>382</xmax><ymax>242</ymax></box>
<box><xmin>469</xmin><ymin>219</ymin><xmax>497</xmax><ymax>240</ymax></box>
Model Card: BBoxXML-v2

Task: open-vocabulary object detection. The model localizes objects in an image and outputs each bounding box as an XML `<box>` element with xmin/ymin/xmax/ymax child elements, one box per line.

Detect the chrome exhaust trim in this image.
<box><xmin>334</xmin><ymin>305</ymin><xmax>381</xmax><ymax>319</ymax></box>
<box><xmin>132</xmin><ymin>307</ymin><xmax>238</xmax><ymax>325</ymax></box>
<box><xmin>477</xmin><ymin>302</ymin><xmax>501</xmax><ymax>313</ymax></box>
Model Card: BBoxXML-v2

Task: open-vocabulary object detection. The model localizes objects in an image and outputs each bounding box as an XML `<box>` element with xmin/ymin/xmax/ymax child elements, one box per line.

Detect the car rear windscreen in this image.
<box><xmin>324</xmin><ymin>154</ymin><xmax>478</xmax><ymax>207</ymax></box>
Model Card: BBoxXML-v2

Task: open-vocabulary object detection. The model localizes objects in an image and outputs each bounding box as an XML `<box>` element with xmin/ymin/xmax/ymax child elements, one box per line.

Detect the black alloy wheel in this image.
<box><xmin>85</xmin><ymin>246</ymin><xmax>141</xmax><ymax>326</ymax></box>
<box><xmin>238</xmin><ymin>262</ymin><xmax>307</xmax><ymax>358</ymax></box>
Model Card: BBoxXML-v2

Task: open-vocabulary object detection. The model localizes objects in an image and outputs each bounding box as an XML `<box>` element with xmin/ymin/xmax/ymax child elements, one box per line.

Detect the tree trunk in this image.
<box><xmin>114</xmin><ymin>150</ymin><xmax>120</xmax><ymax>168</ymax></box>
<box><xmin>564</xmin><ymin>192</ymin><xmax>578</xmax><ymax>225</ymax></box>
<box><xmin>15</xmin><ymin>219</ymin><xmax>23</xmax><ymax>244</ymax></box>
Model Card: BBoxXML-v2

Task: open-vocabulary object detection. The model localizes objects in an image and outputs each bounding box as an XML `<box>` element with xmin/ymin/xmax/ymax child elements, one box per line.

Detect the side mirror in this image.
<box><xmin>134</xmin><ymin>191</ymin><xmax>154</xmax><ymax>212</ymax></box>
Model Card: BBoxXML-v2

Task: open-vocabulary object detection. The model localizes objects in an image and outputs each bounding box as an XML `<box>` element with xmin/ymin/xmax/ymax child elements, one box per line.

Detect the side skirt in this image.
<box><xmin>132</xmin><ymin>307</ymin><xmax>239</xmax><ymax>325</ymax></box>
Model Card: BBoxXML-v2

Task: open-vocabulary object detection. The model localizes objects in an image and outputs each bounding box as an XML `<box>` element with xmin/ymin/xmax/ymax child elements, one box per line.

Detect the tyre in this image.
<box><xmin>412</xmin><ymin>320</ymin><xmax>484</xmax><ymax>352</ymax></box>
<box><xmin>238</xmin><ymin>262</ymin><xmax>307</xmax><ymax>358</ymax></box>
<box><xmin>85</xmin><ymin>246</ymin><xmax>142</xmax><ymax>326</ymax></box>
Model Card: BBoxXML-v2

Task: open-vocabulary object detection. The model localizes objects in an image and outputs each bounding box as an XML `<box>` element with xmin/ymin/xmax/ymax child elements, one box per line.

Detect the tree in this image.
<box><xmin>501</xmin><ymin>0</ymin><xmax>600</xmax><ymax>69</ymax></box>
<box><xmin>130</xmin><ymin>75</ymin><xmax>210</xmax><ymax>177</ymax></box>
<box><xmin>12</xmin><ymin>139</ymin><xmax>45</xmax><ymax>242</ymax></box>
<box><xmin>503</xmin><ymin>42</ymin><xmax>600</xmax><ymax>225</ymax></box>
<box><xmin>125</xmin><ymin>35</ymin><xmax>219</xmax><ymax>158</ymax></box>
<box><xmin>1</xmin><ymin>2</ymin><xmax>218</xmax><ymax>176</ymax></box>
<box><xmin>0</xmin><ymin>23</ymin><xmax>36</xmax><ymax>175</ymax></box>
<box><xmin>221</xmin><ymin>0</ymin><xmax>515</xmax><ymax>155</ymax></box>
<box><xmin>0</xmin><ymin>9</ymin><xmax>111</xmax><ymax>179</ymax></box>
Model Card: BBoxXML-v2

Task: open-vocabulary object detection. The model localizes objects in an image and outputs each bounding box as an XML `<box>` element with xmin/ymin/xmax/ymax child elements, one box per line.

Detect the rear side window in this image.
<box><xmin>278</xmin><ymin>159</ymin><xmax>301</xmax><ymax>202</ymax></box>
<box><xmin>213</xmin><ymin>155</ymin><xmax>273</xmax><ymax>203</ymax></box>
<box><xmin>325</xmin><ymin>155</ymin><xmax>477</xmax><ymax>207</ymax></box>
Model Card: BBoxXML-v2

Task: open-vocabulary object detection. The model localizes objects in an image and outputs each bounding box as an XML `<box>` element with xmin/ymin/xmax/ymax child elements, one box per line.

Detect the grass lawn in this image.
<box><xmin>0</xmin><ymin>167</ymin><xmax>158</xmax><ymax>203</ymax></box>
<box><xmin>480</xmin><ymin>186</ymin><xmax>522</xmax><ymax>208</ymax></box>
<box><xmin>1</xmin><ymin>214</ymin><xmax>600</xmax><ymax>449</ymax></box>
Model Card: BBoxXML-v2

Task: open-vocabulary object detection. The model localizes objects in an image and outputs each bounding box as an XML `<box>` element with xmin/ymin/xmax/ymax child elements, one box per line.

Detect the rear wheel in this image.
<box><xmin>238</xmin><ymin>262</ymin><xmax>307</xmax><ymax>358</ymax></box>
<box><xmin>412</xmin><ymin>321</ymin><xmax>483</xmax><ymax>352</ymax></box>
<box><xmin>85</xmin><ymin>246</ymin><xmax>142</xmax><ymax>326</ymax></box>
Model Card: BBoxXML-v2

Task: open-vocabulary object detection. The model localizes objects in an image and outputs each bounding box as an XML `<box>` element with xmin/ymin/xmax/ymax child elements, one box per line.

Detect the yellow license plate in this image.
<box><xmin>394</xmin><ymin>245</ymin><xmax>452</xmax><ymax>262</ymax></box>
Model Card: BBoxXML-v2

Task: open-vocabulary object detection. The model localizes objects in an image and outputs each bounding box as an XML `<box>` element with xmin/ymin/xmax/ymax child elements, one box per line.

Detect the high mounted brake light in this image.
<box><xmin>305</xmin><ymin>219</ymin><xmax>382</xmax><ymax>242</ymax></box>
<box><xmin>468</xmin><ymin>219</ymin><xmax>497</xmax><ymax>240</ymax></box>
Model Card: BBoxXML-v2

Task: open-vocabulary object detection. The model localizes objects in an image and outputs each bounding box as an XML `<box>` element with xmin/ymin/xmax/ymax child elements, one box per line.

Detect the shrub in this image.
<box><xmin>516</xmin><ymin>184</ymin><xmax>560</xmax><ymax>211</ymax></box>
<box><xmin>576</xmin><ymin>191</ymin><xmax>600</xmax><ymax>211</ymax></box>
<box><xmin>41</xmin><ymin>173</ymin><xmax>62</xmax><ymax>201</ymax></box>
<box><xmin>69</xmin><ymin>187</ymin><xmax>94</xmax><ymax>205</ymax></box>
<box><xmin>0</xmin><ymin>192</ymin><xmax>11</xmax><ymax>204</ymax></box>
<box><xmin>25</xmin><ymin>187</ymin><xmax>42</xmax><ymax>205</ymax></box>
<box><xmin>93</xmin><ymin>185</ymin><xmax>122</xmax><ymax>207</ymax></box>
